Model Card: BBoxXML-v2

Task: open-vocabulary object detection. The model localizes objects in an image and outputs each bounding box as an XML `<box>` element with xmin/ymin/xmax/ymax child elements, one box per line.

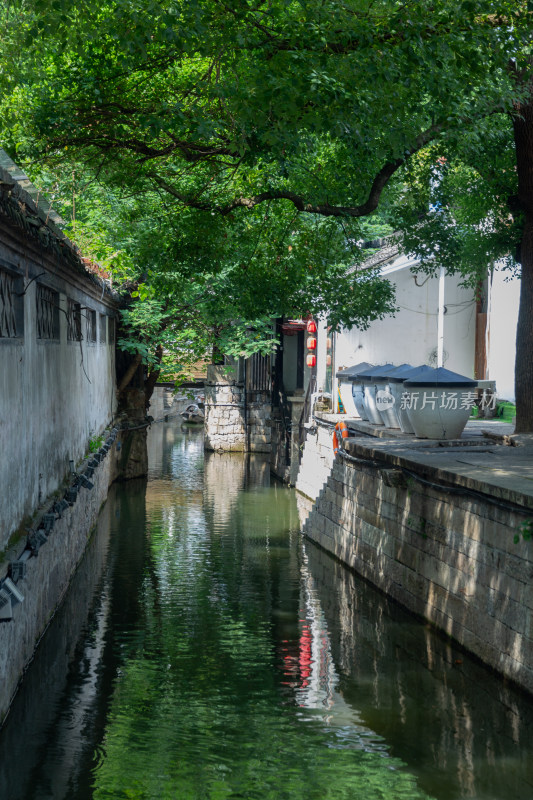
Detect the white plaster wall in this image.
<box><xmin>487</xmin><ymin>266</ymin><xmax>520</xmax><ymax>401</ymax></box>
<box><xmin>333</xmin><ymin>268</ymin><xmax>476</xmax><ymax>378</ymax></box>
<box><xmin>0</xmin><ymin>279</ymin><xmax>116</xmax><ymax>550</ymax></box>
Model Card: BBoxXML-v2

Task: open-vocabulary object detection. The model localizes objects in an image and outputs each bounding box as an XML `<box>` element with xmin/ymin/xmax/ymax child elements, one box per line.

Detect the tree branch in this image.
<box><xmin>148</xmin><ymin>123</ymin><xmax>442</xmax><ymax>217</ymax></box>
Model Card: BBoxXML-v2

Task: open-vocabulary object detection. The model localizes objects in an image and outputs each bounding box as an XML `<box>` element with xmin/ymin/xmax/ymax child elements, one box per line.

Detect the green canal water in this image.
<box><xmin>1</xmin><ymin>422</ymin><xmax>533</xmax><ymax>800</ymax></box>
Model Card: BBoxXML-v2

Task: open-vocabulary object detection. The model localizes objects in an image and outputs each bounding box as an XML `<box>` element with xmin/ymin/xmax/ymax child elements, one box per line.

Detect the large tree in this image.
<box><xmin>2</xmin><ymin>1</ymin><xmax>533</xmax><ymax>426</ymax></box>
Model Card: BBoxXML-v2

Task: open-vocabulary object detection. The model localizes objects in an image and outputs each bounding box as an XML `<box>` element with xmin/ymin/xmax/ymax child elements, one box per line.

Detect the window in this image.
<box><xmin>86</xmin><ymin>308</ymin><xmax>96</xmax><ymax>343</ymax></box>
<box><xmin>67</xmin><ymin>298</ymin><xmax>82</xmax><ymax>341</ymax></box>
<box><xmin>108</xmin><ymin>316</ymin><xmax>115</xmax><ymax>344</ymax></box>
<box><xmin>36</xmin><ymin>285</ymin><xmax>59</xmax><ymax>340</ymax></box>
<box><xmin>99</xmin><ymin>313</ymin><xmax>106</xmax><ymax>344</ymax></box>
<box><xmin>0</xmin><ymin>268</ymin><xmax>22</xmax><ymax>338</ymax></box>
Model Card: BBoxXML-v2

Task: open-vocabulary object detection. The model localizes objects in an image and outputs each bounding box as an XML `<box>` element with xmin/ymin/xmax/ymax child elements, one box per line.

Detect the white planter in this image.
<box><xmin>390</xmin><ymin>382</ymin><xmax>414</xmax><ymax>432</ymax></box>
<box><xmin>359</xmin><ymin>365</ymin><xmax>396</xmax><ymax>426</ymax></box>
<box><xmin>405</xmin><ymin>390</ymin><xmax>472</xmax><ymax>439</ymax></box>
<box><xmin>403</xmin><ymin>368</ymin><xmax>477</xmax><ymax>440</ymax></box>
<box><xmin>379</xmin><ymin>383</ymin><xmax>401</xmax><ymax>428</ymax></box>
<box><xmin>362</xmin><ymin>383</ymin><xmax>384</xmax><ymax>425</ymax></box>
<box><xmin>335</xmin><ymin>362</ymin><xmax>373</xmax><ymax>419</ymax></box>
<box><xmin>352</xmin><ymin>383</ymin><xmax>368</xmax><ymax>420</ymax></box>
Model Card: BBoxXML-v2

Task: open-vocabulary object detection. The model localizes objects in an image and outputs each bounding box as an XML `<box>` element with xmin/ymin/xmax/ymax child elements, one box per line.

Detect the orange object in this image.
<box><xmin>333</xmin><ymin>421</ymin><xmax>349</xmax><ymax>454</ymax></box>
<box><xmin>306</xmin><ymin>319</ymin><xmax>317</xmax><ymax>334</ymax></box>
<box><xmin>306</xmin><ymin>336</ymin><xmax>317</xmax><ymax>350</ymax></box>
<box><xmin>306</xmin><ymin>353</ymin><xmax>316</xmax><ymax>368</ymax></box>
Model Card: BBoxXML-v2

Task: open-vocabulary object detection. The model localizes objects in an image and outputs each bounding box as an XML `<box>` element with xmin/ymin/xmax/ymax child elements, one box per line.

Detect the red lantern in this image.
<box><xmin>306</xmin><ymin>353</ymin><xmax>316</xmax><ymax>368</ymax></box>
<box><xmin>306</xmin><ymin>336</ymin><xmax>317</xmax><ymax>350</ymax></box>
<box><xmin>306</xmin><ymin>319</ymin><xmax>317</xmax><ymax>334</ymax></box>
<box><xmin>326</xmin><ymin>354</ymin><xmax>332</xmax><ymax>366</ymax></box>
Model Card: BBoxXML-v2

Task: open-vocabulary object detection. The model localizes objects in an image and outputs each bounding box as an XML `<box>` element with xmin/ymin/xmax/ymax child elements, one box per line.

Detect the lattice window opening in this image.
<box><xmin>108</xmin><ymin>316</ymin><xmax>115</xmax><ymax>344</ymax></box>
<box><xmin>99</xmin><ymin>314</ymin><xmax>107</xmax><ymax>344</ymax></box>
<box><xmin>0</xmin><ymin>269</ymin><xmax>21</xmax><ymax>338</ymax></box>
<box><xmin>86</xmin><ymin>308</ymin><xmax>97</xmax><ymax>343</ymax></box>
<box><xmin>67</xmin><ymin>298</ymin><xmax>82</xmax><ymax>342</ymax></box>
<box><xmin>36</xmin><ymin>285</ymin><xmax>60</xmax><ymax>340</ymax></box>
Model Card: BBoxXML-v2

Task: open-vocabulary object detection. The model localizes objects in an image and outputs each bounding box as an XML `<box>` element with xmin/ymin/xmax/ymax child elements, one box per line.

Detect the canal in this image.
<box><xmin>1</xmin><ymin>422</ymin><xmax>533</xmax><ymax>800</ymax></box>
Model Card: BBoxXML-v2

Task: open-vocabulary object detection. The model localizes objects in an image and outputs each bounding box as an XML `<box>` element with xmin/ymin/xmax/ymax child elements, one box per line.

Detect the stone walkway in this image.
<box><xmin>315</xmin><ymin>413</ymin><xmax>533</xmax><ymax>511</ymax></box>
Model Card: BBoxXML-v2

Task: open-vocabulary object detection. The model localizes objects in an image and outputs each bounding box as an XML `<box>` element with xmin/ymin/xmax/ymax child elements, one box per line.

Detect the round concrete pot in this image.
<box><xmin>403</xmin><ymin>367</ymin><xmax>477</xmax><ymax>440</ymax></box>
<box><xmin>358</xmin><ymin>365</ymin><xmax>395</xmax><ymax>426</ymax></box>
<box><xmin>336</xmin><ymin>362</ymin><xmax>373</xmax><ymax>418</ymax></box>
<box><xmin>387</xmin><ymin>365</ymin><xmax>429</xmax><ymax>433</ymax></box>
<box><xmin>378</xmin><ymin>364</ymin><xmax>413</xmax><ymax>428</ymax></box>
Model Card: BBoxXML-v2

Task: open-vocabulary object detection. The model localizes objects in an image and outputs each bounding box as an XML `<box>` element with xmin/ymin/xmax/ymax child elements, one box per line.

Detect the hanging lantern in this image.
<box><xmin>326</xmin><ymin>354</ymin><xmax>332</xmax><ymax>366</ymax></box>
<box><xmin>306</xmin><ymin>336</ymin><xmax>317</xmax><ymax>350</ymax></box>
<box><xmin>306</xmin><ymin>353</ymin><xmax>316</xmax><ymax>368</ymax></box>
<box><xmin>306</xmin><ymin>319</ymin><xmax>317</xmax><ymax>334</ymax></box>
<box><xmin>326</xmin><ymin>337</ymin><xmax>332</xmax><ymax>349</ymax></box>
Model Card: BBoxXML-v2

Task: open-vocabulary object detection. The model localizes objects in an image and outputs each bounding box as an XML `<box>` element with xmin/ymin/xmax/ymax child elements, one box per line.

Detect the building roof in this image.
<box><xmin>0</xmin><ymin>149</ymin><xmax>117</xmax><ymax>299</ymax></box>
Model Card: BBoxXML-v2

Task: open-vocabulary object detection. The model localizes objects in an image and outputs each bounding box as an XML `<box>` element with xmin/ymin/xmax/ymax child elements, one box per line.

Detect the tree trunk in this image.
<box><xmin>512</xmin><ymin>90</ymin><xmax>533</xmax><ymax>432</ymax></box>
<box><xmin>144</xmin><ymin>345</ymin><xmax>164</xmax><ymax>410</ymax></box>
<box><xmin>117</xmin><ymin>352</ymin><xmax>143</xmax><ymax>395</ymax></box>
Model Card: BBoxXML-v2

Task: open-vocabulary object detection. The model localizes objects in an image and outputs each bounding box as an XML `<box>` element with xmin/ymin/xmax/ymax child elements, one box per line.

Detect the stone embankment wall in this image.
<box><xmin>296</xmin><ymin>420</ymin><xmax>334</xmax><ymax>497</ymax></box>
<box><xmin>149</xmin><ymin>385</ymin><xmax>195</xmax><ymax>422</ymax></box>
<box><xmin>297</xmin><ymin>424</ymin><xmax>533</xmax><ymax>694</ymax></box>
<box><xmin>204</xmin><ymin>365</ymin><xmax>271</xmax><ymax>453</ymax></box>
<box><xmin>0</xmin><ymin>428</ymin><xmax>121</xmax><ymax>723</ymax></box>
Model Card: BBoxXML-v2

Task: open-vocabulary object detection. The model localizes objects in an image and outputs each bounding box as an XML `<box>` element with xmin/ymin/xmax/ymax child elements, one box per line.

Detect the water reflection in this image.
<box><xmin>1</xmin><ymin>423</ymin><xmax>533</xmax><ymax>800</ymax></box>
<box><xmin>302</xmin><ymin>543</ymin><xmax>533</xmax><ymax>800</ymax></box>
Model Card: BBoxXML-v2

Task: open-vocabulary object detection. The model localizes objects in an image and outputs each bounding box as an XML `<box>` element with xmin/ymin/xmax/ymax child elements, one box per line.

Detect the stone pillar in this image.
<box><xmin>204</xmin><ymin>365</ymin><xmax>246</xmax><ymax>452</ymax></box>
<box><xmin>204</xmin><ymin>365</ymin><xmax>272</xmax><ymax>453</ymax></box>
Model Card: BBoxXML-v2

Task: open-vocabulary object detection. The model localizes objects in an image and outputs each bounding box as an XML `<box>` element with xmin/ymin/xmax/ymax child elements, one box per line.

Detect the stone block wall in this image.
<box><xmin>296</xmin><ymin>422</ymin><xmax>335</xmax><ymax>498</ymax></box>
<box><xmin>247</xmin><ymin>391</ymin><xmax>271</xmax><ymax>453</ymax></box>
<box><xmin>297</xmin><ymin>430</ymin><xmax>533</xmax><ymax>695</ymax></box>
<box><xmin>204</xmin><ymin>366</ymin><xmax>271</xmax><ymax>453</ymax></box>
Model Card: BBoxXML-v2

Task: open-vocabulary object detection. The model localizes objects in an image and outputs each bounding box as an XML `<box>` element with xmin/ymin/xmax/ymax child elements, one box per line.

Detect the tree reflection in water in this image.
<box><xmin>1</xmin><ymin>423</ymin><xmax>532</xmax><ymax>800</ymax></box>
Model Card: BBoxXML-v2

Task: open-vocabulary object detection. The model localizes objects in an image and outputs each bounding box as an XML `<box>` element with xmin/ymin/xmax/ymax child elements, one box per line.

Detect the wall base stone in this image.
<box><xmin>0</xmin><ymin>431</ymin><xmax>121</xmax><ymax>724</ymax></box>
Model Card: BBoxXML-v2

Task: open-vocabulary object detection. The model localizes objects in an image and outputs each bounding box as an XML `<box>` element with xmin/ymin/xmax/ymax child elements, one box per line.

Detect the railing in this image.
<box><xmin>246</xmin><ymin>352</ymin><xmax>271</xmax><ymax>392</ymax></box>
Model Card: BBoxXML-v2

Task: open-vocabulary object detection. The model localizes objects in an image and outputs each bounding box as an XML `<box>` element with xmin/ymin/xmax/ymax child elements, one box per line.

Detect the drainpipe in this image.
<box><xmin>437</xmin><ymin>266</ymin><xmax>445</xmax><ymax>368</ymax></box>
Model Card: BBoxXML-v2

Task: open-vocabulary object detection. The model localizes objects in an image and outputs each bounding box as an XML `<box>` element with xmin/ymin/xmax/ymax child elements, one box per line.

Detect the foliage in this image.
<box><xmin>514</xmin><ymin>519</ymin><xmax>533</xmax><ymax>544</ymax></box>
<box><xmin>8</xmin><ymin>156</ymin><xmax>396</xmax><ymax>378</ymax></box>
<box><xmin>2</xmin><ymin>1</ymin><xmax>533</xmax><ymax>410</ymax></box>
<box><xmin>88</xmin><ymin>433</ymin><xmax>105</xmax><ymax>453</ymax></box>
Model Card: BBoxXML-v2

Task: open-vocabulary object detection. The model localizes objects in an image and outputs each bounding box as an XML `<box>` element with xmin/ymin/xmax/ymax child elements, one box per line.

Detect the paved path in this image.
<box><xmin>315</xmin><ymin>413</ymin><xmax>533</xmax><ymax>510</ymax></box>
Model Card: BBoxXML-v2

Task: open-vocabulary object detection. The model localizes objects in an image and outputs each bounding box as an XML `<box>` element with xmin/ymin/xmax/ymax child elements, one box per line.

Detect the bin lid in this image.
<box><xmin>357</xmin><ymin>364</ymin><xmax>395</xmax><ymax>380</ymax></box>
<box><xmin>380</xmin><ymin>363</ymin><xmax>414</xmax><ymax>382</ymax></box>
<box><xmin>385</xmin><ymin>364</ymin><xmax>430</xmax><ymax>383</ymax></box>
<box><xmin>403</xmin><ymin>366</ymin><xmax>477</xmax><ymax>388</ymax></box>
<box><xmin>336</xmin><ymin>362</ymin><xmax>374</xmax><ymax>380</ymax></box>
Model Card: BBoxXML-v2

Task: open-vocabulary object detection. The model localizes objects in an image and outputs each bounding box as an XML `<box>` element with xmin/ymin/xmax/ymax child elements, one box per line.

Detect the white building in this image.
<box><xmin>315</xmin><ymin>241</ymin><xmax>520</xmax><ymax>409</ymax></box>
